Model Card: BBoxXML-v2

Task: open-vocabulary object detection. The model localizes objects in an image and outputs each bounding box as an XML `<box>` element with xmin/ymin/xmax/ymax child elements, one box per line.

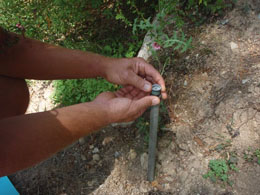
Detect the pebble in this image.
<box><xmin>258</xmin><ymin>13</ymin><xmax>260</xmax><ymax>19</ymax></box>
<box><xmin>140</xmin><ymin>153</ymin><xmax>148</xmax><ymax>170</ymax></box>
<box><xmin>242</xmin><ymin>78</ymin><xmax>250</xmax><ymax>84</ymax></box>
<box><xmin>89</xmin><ymin>145</ymin><xmax>94</xmax><ymax>149</ymax></box>
<box><xmin>92</xmin><ymin>147</ymin><xmax>99</xmax><ymax>154</ymax></box>
<box><xmin>129</xmin><ymin>149</ymin><xmax>137</xmax><ymax>160</ymax></box>
<box><xmin>102</xmin><ymin>137</ymin><xmax>114</xmax><ymax>145</ymax></box>
<box><xmin>184</xmin><ymin>80</ymin><xmax>188</xmax><ymax>86</ymax></box>
<box><xmin>220</xmin><ymin>19</ymin><xmax>229</xmax><ymax>25</ymax></box>
<box><xmin>165</xmin><ymin>176</ymin><xmax>174</xmax><ymax>182</ymax></box>
<box><xmin>78</xmin><ymin>137</ymin><xmax>85</xmax><ymax>145</ymax></box>
<box><xmin>93</xmin><ymin>154</ymin><xmax>100</xmax><ymax>161</ymax></box>
<box><xmin>81</xmin><ymin>154</ymin><xmax>87</xmax><ymax>161</ymax></box>
<box><xmin>114</xmin><ymin>151</ymin><xmax>120</xmax><ymax>158</ymax></box>
<box><xmin>230</xmin><ymin>42</ymin><xmax>238</xmax><ymax>50</ymax></box>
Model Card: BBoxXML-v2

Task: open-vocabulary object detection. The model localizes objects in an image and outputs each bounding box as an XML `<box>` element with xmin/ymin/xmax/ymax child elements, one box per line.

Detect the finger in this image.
<box><xmin>161</xmin><ymin>92</ymin><xmax>167</xmax><ymax>99</ymax></box>
<box><xmin>130</xmin><ymin>88</ymin><xmax>141</xmax><ymax>97</ymax></box>
<box><xmin>115</xmin><ymin>90</ymin><xmax>124</xmax><ymax>97</ymax></box>
<box><xmin>127</xmin><ymin>71</ymin><xmax>152</xmax><ymax>93</ymax></box>
<box><xmin>133</xmin><ymin>91</ymin><xmax>148</xmax><ymax>100</ymax></box>
<box><xmin>145</xmin><ymin>76</ymin><xmax>155</xmax><ymax>84</ymax></box>
<box><xmin>133</xmin><ymin>96</ymin><xmax>160</xmax><ymax>112</ymax></box>
<box><xmin>144</xmin><ymin>64</ymin><xmax>166</xmax><ymax>92</ymax></box>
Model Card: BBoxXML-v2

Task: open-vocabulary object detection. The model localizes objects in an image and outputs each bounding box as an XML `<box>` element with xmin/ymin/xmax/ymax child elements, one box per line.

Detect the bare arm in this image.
<box><xmin>0</xmin><ymin>101</ymin><xmax>109</xmax><ymax>176</ymax></box>
<box><xmin>0</xmin><ymin>87</ymin><xmax>160</xmax><ymax>177</ymax></box>
<box><xmin>0</xmin><ymin>27</ymin><xmax>111</xmax><ymax>79</ymax></box>
<box><xmin>0</xmin><ymin>27</ymin><xmax>167</xmax><ymax>98</ymax></box>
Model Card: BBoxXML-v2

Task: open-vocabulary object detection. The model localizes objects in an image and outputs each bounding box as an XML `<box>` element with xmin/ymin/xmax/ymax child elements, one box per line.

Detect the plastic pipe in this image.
<box><xmin>148</xmin><ymin>84</ymin><xmax>161</xmax><ymax>182</ymax></box>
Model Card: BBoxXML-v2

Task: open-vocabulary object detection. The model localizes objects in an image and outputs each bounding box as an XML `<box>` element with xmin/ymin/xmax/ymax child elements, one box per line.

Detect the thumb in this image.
<box><xmin>134</xmin><ymin>96</ymin><xmax>160</xmax><ymax>111</ymax></box>
<box><xmin>128</xmin><ymin>71</ymin><xmax>152</xmax><ymax>92</ymax></box>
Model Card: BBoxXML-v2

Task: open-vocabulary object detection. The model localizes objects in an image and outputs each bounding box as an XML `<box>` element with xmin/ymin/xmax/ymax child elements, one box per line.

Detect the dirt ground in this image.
<box><xmin>10</xmin><ymin>1</ymin><xmax>260</xmax><ymax>194</ymax></box>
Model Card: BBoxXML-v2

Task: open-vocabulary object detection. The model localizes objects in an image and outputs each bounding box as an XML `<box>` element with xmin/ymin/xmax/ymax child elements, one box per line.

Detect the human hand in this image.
<box><xmin>104</xmin><ymin>57</ymin><xmax>167</xmax><ymax>99</ymax></box>
<box><xmin>93</xmin><ymin>86</ymin><xmax>160</xmax><ymax>123</ymax></box>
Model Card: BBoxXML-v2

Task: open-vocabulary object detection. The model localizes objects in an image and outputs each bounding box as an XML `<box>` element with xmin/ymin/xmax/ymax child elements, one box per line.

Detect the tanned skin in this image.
<box><xmin>0</xmin><ymin>27</ymin><xmax>166</xmax><ymax>176</ymax></box>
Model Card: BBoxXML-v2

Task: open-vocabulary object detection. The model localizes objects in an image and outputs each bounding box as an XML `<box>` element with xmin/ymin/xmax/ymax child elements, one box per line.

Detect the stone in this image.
<box><xmin>92</xmin><ymin>147</ymin><xmax>99</xmax><ymax>154</ymax></box>
<box><xmin>78</xmin><ymin>137</ymin><xmax>85</xmax><ymax>145</ymax></box>
<box><xmin>81</xmin><ymin>154</ymin><xmax>87</xmax><ymax>161</ymax></box>
<box><xmin>114</xmin><ymin>151</ymin><xmax>120</xmax><ymax>158</ymax></box>
<box><xmin>139</xmin><ymin>181</ymin><xmax>150</xmax><ymax>193</ymax></box>
<box><xmin>230</xmin><ymin>42</ymin><xmax>238</xmax><ymax>50</ymax></box>
<box><xmin>93</xmin><ymin>154</ymin><xmax>100</xmax><ymax>161</ymax></box>
<box><xmin>165</xmin><ymin>176</ymin><xmax>174</xmax><ymax>182</ymax></box>
<box><xmin>129</xmin><ymin>149</ymin><xmax>137</xmax><ymax>160</ymax></box>
<box><xmin>140</xmin><ymin>153</ymin><xmax>148</xmax><ymax>170</ymax></box>
<box><xmin>102</xmin><ymin>137</ymin><xmax>114</xmax><ymax>145</ymax></box>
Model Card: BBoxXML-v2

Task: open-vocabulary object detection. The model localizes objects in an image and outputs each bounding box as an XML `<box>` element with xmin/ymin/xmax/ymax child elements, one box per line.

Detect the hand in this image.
<box><xmin>104</xmin><ymin>57</ymin><xmax>167</xmax><ymax>99</ymax></box>
<box><xmin>93</xmin><ymin>86</ymin><xmax>160</xmax><ymax>123</ymax></box>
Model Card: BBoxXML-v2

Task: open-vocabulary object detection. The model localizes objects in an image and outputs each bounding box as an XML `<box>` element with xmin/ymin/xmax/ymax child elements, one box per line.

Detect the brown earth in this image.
<box><xmin>10</xmin><ymin>1</ymin><xmax>260</xmax><ymax>194</ymax></box>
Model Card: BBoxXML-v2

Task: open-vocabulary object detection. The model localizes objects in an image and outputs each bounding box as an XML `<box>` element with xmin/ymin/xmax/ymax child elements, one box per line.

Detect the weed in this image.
<box><xmin>136</xmin><ymin>101</ymin><xmax>169</xmax><ymax>146</ymax></box>
<box><xmin>53</xmin><ymin>79</ymin><xmax>118</xmax><ymax>106</ymax></box>
<box><xmin>203</xmin><ymin>159</ymin><xmax>229</xmax><ymax>183</ymax></box>
<box><xmin>244</xmin><ymin>148</ymin><xmax>260</xmax><ymax>165</ymax></box>
<box><xmin>203</xmin><ymin>157</ymin><xmax>238</xmax><ymax>185</ymax></box>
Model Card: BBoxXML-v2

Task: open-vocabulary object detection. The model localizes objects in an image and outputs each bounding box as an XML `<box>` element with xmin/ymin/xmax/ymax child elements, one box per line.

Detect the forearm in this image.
<box><xmin>0</xmin><ymin>102</ymin><xmax>109</xmax><ymax>176</ymax></box>
<box><xmin>0</xmin><ymin>32</ymin><xmax>112</xmax><ymax>79</ymax></box>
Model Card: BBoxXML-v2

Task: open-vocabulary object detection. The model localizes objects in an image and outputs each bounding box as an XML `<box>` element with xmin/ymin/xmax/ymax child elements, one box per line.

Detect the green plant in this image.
<box><xmin>136</xmin><ymin>101</ymin><xmax>169</xmax><ymax>145</ymax></box>
<box><xmin>53</xmin><ymin>79</ymin><xmax>118</xmax><ymax>106</ymax></box>
<box><xmin>0</xmin><ymin>0</ymin><xmax>158</xmax><ymax>105</ymax></box>
<box><xmin>203</xmin><ymin>159</ymin><xmax>229</xmax><ymax>183</ymax></box>
<box><xmin>136</xmin><ymin>117</ymin><xmax>150</xmax><ymax>144</ymax></box>
<box><xmin>203</xmin><ymin>158</ymin><xmax>238</xmax><ymax>185</ymax></box>
<box><xmin>255</xmin><ymin>149</ymin><xmax>260</xmax><ymax>165</ymax></box>
<box><xmin>244</xmin><ymin>148</ymin><xmax>260</xmax><ymax>165</ymax></box>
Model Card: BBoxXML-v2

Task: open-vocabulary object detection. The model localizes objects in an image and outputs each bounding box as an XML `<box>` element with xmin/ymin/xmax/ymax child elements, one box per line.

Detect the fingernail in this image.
<box><xmin>152</xmin><ymin>98</ymin><xmax>160</xmax><ymax>105</ymax></box>
<box><xmin>143</xmin><ymin>82</ymin><xmax>151</xmax><ymax>92</ymax></box>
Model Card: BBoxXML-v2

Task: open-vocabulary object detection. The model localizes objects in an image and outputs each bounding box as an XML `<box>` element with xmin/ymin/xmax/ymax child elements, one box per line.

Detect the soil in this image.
<box><xmin>9</xmin><ymin>1</ymin><xmax>260</xmax><ymax>194</ymax></box>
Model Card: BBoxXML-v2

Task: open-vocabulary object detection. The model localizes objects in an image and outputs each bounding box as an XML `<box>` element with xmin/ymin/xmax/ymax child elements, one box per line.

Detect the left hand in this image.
<box><xmin>104</xmin><ymin>57</ymin><xmax>167</xmax><ymax>99</ymax></box>
<box><xmin>93</xmin><ymin>85</ymin><xmax>160</xmax><ymax>123</ymax></box>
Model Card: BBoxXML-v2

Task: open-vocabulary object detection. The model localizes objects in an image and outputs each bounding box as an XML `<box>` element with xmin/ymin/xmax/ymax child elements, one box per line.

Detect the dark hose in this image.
<box><xmin>148</xmin><ymin>84</ymin><xmax>161</xmax><ymax>181</ymax></box>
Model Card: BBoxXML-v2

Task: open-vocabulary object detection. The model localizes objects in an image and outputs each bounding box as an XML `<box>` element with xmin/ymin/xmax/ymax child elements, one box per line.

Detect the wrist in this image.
<box><xmin>86</xmin><ymin>101</ymin><xmax>112</xmax><ymax>126</ymax></box>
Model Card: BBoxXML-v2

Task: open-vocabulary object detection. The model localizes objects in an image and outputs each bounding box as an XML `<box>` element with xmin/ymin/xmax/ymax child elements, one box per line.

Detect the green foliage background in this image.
<box><xmin>0</xmin><ymin>0</ymin><xmax>233</xmax><ymax>106</ymax></box>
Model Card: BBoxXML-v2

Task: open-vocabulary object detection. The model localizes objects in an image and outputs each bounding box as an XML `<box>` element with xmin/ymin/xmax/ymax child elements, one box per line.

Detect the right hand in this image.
<box><xmin>93</xmin><ymin>85</ymin><xmax>160</xmax><ymax>123</ymax></box>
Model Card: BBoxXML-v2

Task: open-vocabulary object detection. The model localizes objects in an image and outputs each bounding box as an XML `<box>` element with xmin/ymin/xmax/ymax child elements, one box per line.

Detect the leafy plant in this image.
<box><xmin>203</xmin><ymin>158</ymin><xmax>238</xmax><ymax>185</ymax></box>
<box><xmin>244</xmin><ymin>148</ymin><xmax>260</xmax><ymax>165</ymax></box>
<box><xmin>136</xmin><ymin>117</ymin><xmax>150</xmax><ymax>144</ymax></box>
<box><xmin>255</xmin><ymin>149</ymin><xmax>260</xmax><ymax>165</ymax></box>
<box><xmin>203</xmin><ymin>159</ymin><xmax>229</xmax><ymax>183</ymax></box>
<box><xmin>53</xmin><ymin>79</ymin><xmax>118</xmax><ymax>106</ymax></box>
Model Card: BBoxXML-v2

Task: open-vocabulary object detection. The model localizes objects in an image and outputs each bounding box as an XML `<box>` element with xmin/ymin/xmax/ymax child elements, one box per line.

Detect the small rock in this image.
<box><xmin>163</xmin><ymin>183</ymin><xmax>171</xmax><ymax>190</ymax></box>
<box><xmin>165</xmin><ymin>176</ymin><xmax>174</xmax><ymax>182</ymax></box>
<box><xmin>180</xmin><ymin>171</ymin><xmax>188</xmax><ymax>183</ymax></box>
<box><xmin>81</xmin><ymin>154</ymin><xmax>87</xmax><ymax>161</ymax></box>
<box><xmin>89</xmin><ymin>145</ymin><xmax>94</xmax><ymax>149</ymax></box>
<box><xmin>78</xmin><ymin>138</ymin><xmax>85</xmax><ymax>145</ymax></box>
<box><xmin>140</xmin><ymin>181</ymin><xmax>150</xmax><ymax>193</ymax></box>
<box><xmin>93</xmin><ymin>154</ymin><xmax>100</xmax><ymax>161</ymax></box>
<box><xmin>220</xmin><ymin>19</ymin><xmax>229</xmax><ymax>25</ymax></box>
<box><xmin>102</xmin><ymin>137</ymin><xmax>114</xmax><ymax>145</ymax></box>
<box><xmin>92</xmin><ymin>147</ymin><xmax>99</xmax><ymax>154</ymax></box>
<box><xmin>242</xmin><ymin>78</ymin><xmax>250</xmax><ymax>84</ymax></box>
<box><xmin>129</xmin><ymin>149</ymin><xmax>137</xmax><ymax>160</ymax></box>
<box><xmin>230</xmin><ymin>42</ymin><xmax>238</xmax><ymax>50</ymax></box>
<box><xmin>114</xmin><ymin>151</ymin><xmax>120</xmax><ymax>158</ymax></box>
<box><xmin>258</xmin><ymin>13</ymin><xmax>260</xmax><ymax>19</ymax></box>
<box><xmin>140</xmin><ymin>153</ymin><xmax>148</xmax><ymax>170</ymax></box>
<box><xmin>184</xmin><ymin>80</ymin><xmax>188</xmax><ymax>86</ymax></box>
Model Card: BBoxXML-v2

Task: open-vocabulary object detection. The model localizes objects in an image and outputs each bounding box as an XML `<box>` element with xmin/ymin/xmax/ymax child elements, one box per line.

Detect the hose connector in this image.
<box><xmin>151</xmin><ymin>84</ymin><xmax>162</xmax><ymax>97</ymax></box>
